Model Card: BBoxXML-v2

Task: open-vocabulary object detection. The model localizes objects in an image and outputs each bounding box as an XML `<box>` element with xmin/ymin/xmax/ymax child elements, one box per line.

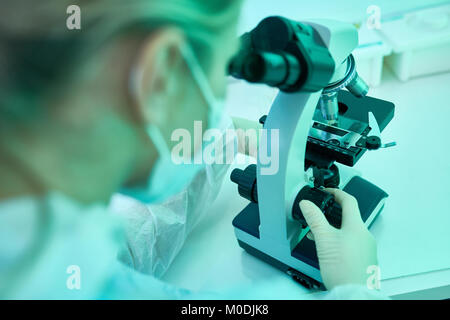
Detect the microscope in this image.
<box><xmin>228</xmin><ymin>17</ymin><xmax>395</xmax><ymax>290</ymax></box>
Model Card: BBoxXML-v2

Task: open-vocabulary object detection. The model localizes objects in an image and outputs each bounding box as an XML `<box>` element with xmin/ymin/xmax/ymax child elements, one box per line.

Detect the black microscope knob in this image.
<box><xmin>324</xmin><ymin>164</ymin><xmax>340</xmax><ymax>188</ymax></box>
<box><xmin>313</xmin><ymin>164</ymin><xmax>340</xmax><ymax>188</ymax></box>
<box><xmin>366</xmin><ymin>136</ymin><xmax>381</xmax><ymax>150</ymax></box>
<box><xmin>259</xmin><ymin>115</ymin><xmax>267</xmax><ymax>126</ymax></box>
<box><xmin>230</xmin><ymin>164</ymin><xmax>258</xmax><ymax>203</ymax></box>
<box><xmin>292</xmin><ymin>186</ymin><xmax>342</xmax><ymax>229</ymax></box>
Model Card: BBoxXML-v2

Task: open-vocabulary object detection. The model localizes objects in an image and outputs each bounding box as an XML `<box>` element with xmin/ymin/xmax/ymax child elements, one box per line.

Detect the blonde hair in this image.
<box><xmin>0</xmin><ymin>0</ymin><xmax>241</xmax><ymax>123</ymax></box>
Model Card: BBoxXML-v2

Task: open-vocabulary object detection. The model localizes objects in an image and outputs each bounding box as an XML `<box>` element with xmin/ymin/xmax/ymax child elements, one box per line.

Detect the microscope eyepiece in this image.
<box><xmin>228</xmin><ymin>51</ymin><xmax>302</xmax><ymax>87</ymax></box>
<box><xmin>227</xmin><ymin>16</ymin><xmax>335</xmax><ymax>92</ymax></box>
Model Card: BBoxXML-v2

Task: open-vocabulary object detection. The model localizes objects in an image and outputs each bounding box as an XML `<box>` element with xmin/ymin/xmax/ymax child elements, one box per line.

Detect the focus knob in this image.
<box><xmin>230</xmin><ymin>164</ymin><xmax>258</xmax><ymax>203</ymax></box>
<box><xmin>366</xmin><ymin>136</ymin><xmax>382</xmax><ymax>150</ymax></box>
<box><xmin>292</xmin><ymin>186</ymin><xmax>342</xmax><ymax>229</ymax></box>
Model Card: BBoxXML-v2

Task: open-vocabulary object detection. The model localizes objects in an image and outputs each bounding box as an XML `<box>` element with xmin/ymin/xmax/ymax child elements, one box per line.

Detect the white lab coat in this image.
<box><xmin>0</xmin><ymin>118</ymin><xmax>386</xmax><ymax>299</ymax></box>
<box><xmin>0</xmin><ymin>190</ymin><xmax>386</xmax><ymax>299</ymax></box>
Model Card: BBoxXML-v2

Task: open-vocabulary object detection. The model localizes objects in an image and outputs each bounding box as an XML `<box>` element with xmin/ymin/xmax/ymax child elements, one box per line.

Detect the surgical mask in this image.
<box><xmin>121</xmin><ymin>43</ymin><xmax>225</xmax><ymax>204</ymax></box>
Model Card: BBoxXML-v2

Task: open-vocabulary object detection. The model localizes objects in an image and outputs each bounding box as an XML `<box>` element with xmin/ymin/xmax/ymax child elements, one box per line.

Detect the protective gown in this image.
<box><xmin>0</xmin><ymin>120</ymin><xmax>386</xmax><ymax>299</ymax></box>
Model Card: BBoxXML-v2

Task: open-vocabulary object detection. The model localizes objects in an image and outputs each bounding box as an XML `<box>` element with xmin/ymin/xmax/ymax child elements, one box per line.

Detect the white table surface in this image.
<box><xmin>163</xmin><ymin>2</ymin><xmax>450</xmax><ymax>299</ymax></box>
<box><xmin>163</xmin><ymin>67</ymin><xmax>450</xmax><ymax>299</ymax></box>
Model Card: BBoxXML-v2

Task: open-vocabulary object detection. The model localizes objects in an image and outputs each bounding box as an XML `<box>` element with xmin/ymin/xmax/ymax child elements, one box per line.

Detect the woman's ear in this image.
<box><xmin>128</xmin><ymin>28</ymin><xmax>186</xmax><ymax>127</ymax></box>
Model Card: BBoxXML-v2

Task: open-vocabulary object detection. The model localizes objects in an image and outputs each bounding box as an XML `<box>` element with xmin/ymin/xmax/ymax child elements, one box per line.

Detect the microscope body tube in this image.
<box><xmin>239</xmin><ymin>51</ymin><xmax>302</xmax><ymax>88</ymax></box>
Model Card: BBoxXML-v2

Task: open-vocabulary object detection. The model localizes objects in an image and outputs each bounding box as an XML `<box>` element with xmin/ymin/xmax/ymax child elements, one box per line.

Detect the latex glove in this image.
<box><xmin>299</xmin><ymin>188</ymin><xmax>379</xmax><ymax>290</ymax></box>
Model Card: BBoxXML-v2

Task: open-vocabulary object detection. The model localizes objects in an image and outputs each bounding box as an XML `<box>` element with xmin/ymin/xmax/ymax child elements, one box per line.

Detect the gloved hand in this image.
<box><xmin>299</xmin><ymin>188</ymin><xmax>379</xmax><ymax>290</ymax></box>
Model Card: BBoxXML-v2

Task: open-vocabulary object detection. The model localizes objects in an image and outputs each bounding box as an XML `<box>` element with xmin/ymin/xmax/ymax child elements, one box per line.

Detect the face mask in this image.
<box><xmin>121</xmin><ymin>43</ymin><xmax>225</xmax><ymax>204</ymax></box>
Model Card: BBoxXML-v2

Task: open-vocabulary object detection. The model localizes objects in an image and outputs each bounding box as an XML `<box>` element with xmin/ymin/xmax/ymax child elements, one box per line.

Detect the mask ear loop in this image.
<box><xmin>178</xmin><ymin>43</ymin><xmax>216</xmax><ymax>164</ymax></box>
<box><xmin>179</xmin><ymin>43</ymin><xmax>219</xmax><ymax>113</ymax></box>
<box><xmin>128</xmin><ymin>40</ymin><xmax>220</xmax><ymax>165</ymax></box>
<box><xmin>128</xmin><ymin>41</ymin><xmax>172</xmax><ymax>160</ymax></box>
<box><xmin>146</xmin><ymin>125</ymin><xmax>171</xmax><ymax>159</ymax></box>
<box><xmin>128</xmin><ymin>46</ymin><xmax>146</xmax><ymax>120</ymax></box>
<box><xmin>180</xmin><ymin>43</ymin><xmax>232</xmax><ymax>167</ymax></box>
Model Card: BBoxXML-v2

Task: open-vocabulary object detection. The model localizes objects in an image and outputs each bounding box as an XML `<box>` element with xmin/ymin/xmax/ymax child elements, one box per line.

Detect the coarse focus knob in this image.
<box><xmin>230</xmin><ymin>164</ymin><xmax>258</xmax><ymax>203</ymax></box>
<box><xmin>292</xmin><ymin>186</ymin><xmax>342</xmax><ymax>229</ymax></box>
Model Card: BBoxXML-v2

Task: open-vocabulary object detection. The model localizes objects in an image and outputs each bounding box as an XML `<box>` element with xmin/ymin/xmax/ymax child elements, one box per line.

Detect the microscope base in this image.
<box><xmin>237</xmin><ymin>239</ymin><xmax>325</xmax><ymax>290</ymax></box>
<box><xmin>232</xmin><ymin>176</ymin><xmax>388</xmax><ymax>290</ymax></box>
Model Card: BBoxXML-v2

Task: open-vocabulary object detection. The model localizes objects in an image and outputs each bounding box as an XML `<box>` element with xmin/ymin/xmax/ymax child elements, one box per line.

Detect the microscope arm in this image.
<box><xmin>256</xmin><ymin>19</ymin><xmax>359</xmax><ymax>243</ymax></box>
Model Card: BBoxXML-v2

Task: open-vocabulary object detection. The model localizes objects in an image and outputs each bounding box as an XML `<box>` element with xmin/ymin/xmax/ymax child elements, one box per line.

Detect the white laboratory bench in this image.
<box><xmin>162</xmin><ymin>0</ymin><xmax>450</xmax><ymax>299</ymax></box>
<box><xmin>162</xmin><ymin>67</ymin><xmax>450</xmax><ymax>299</ymax></box>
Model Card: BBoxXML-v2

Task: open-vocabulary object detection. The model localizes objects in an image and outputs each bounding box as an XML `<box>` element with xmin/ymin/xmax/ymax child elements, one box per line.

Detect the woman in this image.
<box><xmin>0</xmin><ymin>0</ymin><xmax>382</xmax><ymax>299</ymax></box>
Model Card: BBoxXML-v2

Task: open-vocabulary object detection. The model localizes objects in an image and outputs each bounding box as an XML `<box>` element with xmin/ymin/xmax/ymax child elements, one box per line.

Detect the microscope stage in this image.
<box><xmin>306</xmin><ymin>91</ymin><xmax>395</xmax><ymax>167</ymax></box>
